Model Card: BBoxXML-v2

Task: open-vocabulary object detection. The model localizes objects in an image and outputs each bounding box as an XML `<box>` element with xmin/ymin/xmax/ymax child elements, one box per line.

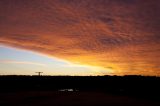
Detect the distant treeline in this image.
<box><xmin>0</xmin><ymin>75</ymin><xmax>159</xmax><ymax>100</ymax></box>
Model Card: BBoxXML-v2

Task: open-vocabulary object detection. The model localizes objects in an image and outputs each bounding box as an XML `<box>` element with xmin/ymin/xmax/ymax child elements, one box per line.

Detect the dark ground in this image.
<box><xmin>0</xmin><ymin>75</ymin><xmax>159</xmax><ymax>106</ymax></box>
<box><xmin>0</xmin><ymin>91</ymin><xmax>160</xmax><ymax>106</ymax></box>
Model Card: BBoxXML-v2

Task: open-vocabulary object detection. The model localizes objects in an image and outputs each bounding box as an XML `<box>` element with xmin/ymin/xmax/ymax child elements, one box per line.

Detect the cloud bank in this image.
<box><xmin>0</xmin><ymin>0</ymin><xmax>160</xmax><ymax>75</ymax></box>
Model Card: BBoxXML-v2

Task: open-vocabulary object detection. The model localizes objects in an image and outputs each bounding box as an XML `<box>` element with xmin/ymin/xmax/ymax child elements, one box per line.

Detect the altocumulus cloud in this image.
<box><xmin>0</xmin><ymin>0</ymin><xmax>160</xmax><ymax>76</ymax></box>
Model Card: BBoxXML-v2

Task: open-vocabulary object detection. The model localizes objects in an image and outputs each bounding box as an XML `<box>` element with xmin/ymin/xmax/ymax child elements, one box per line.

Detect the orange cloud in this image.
<box><xmin>0</xmin><ymin>0</ymin><xmax>160</xmax><ymax>76</ymax></box>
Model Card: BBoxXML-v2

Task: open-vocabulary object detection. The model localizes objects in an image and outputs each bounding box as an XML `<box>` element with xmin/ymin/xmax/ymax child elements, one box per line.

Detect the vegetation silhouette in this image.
<box><xmin>0</xmin><ymin>75</ymin><xmax>160</xmax><ymax>106</ymax></box>
<box><xmin>0</xmin><ymin>75</ymin><xmax>159</xmax><ymax>100</ymax></box>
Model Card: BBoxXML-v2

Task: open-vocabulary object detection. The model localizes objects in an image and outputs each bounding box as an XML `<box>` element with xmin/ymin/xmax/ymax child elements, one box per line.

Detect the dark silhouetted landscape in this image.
<box><xmin>0</xmin><ymin>75</ymin><xmax>159</xmax><ymax>106</ymax></box>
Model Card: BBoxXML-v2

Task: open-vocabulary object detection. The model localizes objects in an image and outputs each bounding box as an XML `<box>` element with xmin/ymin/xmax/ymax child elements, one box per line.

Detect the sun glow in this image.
<box><xmin>0</xmin><ymin>45</ymin><xmax>113</xmax><ymax>76</ymax></box>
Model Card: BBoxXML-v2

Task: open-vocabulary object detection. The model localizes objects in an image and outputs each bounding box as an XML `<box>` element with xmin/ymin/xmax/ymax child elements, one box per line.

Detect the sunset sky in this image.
<box><xmin>0</xmin><ymin>0</ymin><xmax>160</xmax><ymax>76</ymax></box>
<box><xmin>0</xmin><ymin>45</ymin><xmax>105</xmax><ymax>75</ymax></box>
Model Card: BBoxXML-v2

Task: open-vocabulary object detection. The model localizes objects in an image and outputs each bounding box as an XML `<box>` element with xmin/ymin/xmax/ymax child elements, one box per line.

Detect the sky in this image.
<box><xmin>0</xmin><ymin>45</ymin><xmax>108</xmax><ymax>75</ymax></box>
<box><xmin>0</xmin><ymin>0</ymin><xmax>160</xmax><ymax>76</ymax></box>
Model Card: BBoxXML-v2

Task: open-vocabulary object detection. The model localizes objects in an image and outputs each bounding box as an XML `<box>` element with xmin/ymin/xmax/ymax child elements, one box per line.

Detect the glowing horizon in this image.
<box><xmin>0</xmin><ymin>45</ymin><xmax>112</xmax><ymax>76</ymax></box>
